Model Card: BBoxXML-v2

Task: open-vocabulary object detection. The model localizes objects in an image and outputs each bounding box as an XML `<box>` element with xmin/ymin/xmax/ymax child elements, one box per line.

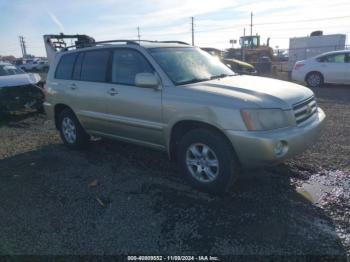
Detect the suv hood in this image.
<box><xmin>188</xmin><ymin>75</ymin><xmax>313</xmax><ymax>109</ymax></box>
<box><xmin>0</xmin><ymin>73</ymin><xmax>41</xmax><ymax>88</ymax></box>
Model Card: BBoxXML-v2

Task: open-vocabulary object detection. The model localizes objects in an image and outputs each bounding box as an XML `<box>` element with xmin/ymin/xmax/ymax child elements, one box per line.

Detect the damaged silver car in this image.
<box><xmin>0</xmin><ymin>61</ymin><xmax>44</xmax><ymax>113</ymax></box>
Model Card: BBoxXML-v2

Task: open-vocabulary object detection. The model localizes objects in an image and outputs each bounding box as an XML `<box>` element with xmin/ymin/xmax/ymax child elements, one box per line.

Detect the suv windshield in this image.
<box><xmin>149</xmin><ymin>47</ymin><xmax>235</xmax><ymax>85</ymax></box>
<box><xmin>0</xmin><ymin>64</ymin><xmax>25</xmax><ymax>76</ymax></box>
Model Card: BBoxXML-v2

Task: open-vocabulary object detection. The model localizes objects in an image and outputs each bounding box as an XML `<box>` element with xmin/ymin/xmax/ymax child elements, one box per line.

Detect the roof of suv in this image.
<box><xmin>139</xmin><ymin>42</ymin><xmax>191</xmax><ymax>48</ymax></box>
<box><xmin>60</xmin><ymin>40</ymin><xmax>192</xmax><ymax>54</ymax></box>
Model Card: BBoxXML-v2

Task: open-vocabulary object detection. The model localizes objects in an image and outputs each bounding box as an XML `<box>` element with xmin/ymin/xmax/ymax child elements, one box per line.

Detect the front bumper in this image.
<box><xmin>226</xmin><ymin>108</ymin><xmax>326</xmax><ymax>167</ymax></box>
<box><xmin>43</xmin><ymin>101</ymin><xmax>54</xmax><ymax>120</ymax></box>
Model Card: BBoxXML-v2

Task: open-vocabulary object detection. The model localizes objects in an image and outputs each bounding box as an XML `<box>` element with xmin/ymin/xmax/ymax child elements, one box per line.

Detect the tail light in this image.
<box><xmin>294</xmin><ymin>63</ymin><xmax>305</xmax><ymax>70</ymax></box>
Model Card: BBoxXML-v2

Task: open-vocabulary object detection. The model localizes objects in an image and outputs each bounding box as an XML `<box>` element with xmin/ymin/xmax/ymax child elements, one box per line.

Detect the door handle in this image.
<box><xmin>107</xmin><ymin>88</ymin><xmax>118</xmax><ymax>96</ymax></box>
<box><xmin>70</xmin><ymin>83</ymin><xmax>77</xmax><ymax>90</ymax></box>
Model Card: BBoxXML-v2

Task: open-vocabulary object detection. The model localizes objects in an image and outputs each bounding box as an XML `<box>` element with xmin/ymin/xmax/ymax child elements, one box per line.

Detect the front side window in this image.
<box><xmin>111</xmin><ymin>49</ymin><xmax>153</xmax><ymax>85</ymax></box>
<box><xmin>55</xmin><ymin>53</ymin><xmax>78</xmax><ymax>79</ymax></box>
<box><xmin>149</xmin><ymin>47</ymin><xmax>234</xmax><ymax>85</ymax></box>
<box><xmin>80</xmin><ymin>50</ymin><xmax>110</xmax><ymax>82</ymax></box>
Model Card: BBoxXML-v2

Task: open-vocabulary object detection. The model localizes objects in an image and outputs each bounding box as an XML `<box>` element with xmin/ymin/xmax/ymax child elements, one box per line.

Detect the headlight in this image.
<box><xmin>240</xmin><ymin>109</ymin><xmax>292</xmax><ymax>131</ymax></box>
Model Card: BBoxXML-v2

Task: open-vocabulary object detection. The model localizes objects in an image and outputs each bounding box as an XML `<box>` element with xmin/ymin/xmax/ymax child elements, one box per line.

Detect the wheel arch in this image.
<box><xmin>305</xmin><ymin>71</ymin><xmax>324</xmax><ymax>82</ymax></box>
<box><xmin>54</xmin><ymin>103</ymin><xmax>74</xmax><ymax>129</ymax></box>
<box><xmin>168</xmin><ymin>120</ymin><xmax>239</xmax><ymax>163</ymax></box>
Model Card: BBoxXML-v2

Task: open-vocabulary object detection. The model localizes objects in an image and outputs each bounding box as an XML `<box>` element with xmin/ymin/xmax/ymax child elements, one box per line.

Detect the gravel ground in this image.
<box><xmin>0</xmin><ymin>85</ymin><xmax>349</xmax><ymax>260</ymax></box>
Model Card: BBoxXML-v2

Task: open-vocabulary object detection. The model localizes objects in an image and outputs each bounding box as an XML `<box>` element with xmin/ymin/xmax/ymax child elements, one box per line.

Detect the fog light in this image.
<box><xmin>274</xmin><ymin>140</ymin><xmax>288</xmax><ymax>156</ymax></box>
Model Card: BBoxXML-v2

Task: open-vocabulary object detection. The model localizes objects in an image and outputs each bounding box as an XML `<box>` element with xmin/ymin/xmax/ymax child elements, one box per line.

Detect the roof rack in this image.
<box><xmin>65</xmin><ymin>39</ymin><xmax>191</xmax><ymax>49</ymax></box>
<box><xmin>44</xmin><ymin>33</ymin><xmax>191</xmax><ymax>64</ymax></box>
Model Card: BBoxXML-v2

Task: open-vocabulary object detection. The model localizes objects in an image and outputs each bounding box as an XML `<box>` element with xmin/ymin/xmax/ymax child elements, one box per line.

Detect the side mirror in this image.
<box><xmin>135</xmin><ymin>73</ymin><xmax>159</xmax><ymax>89</ymax></box>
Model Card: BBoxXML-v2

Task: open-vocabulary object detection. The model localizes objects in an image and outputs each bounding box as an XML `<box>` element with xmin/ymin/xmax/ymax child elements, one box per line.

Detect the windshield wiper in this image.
<box><xmin>177</xmin><ymin>77</ymin><xmax>211</xmax><ymax>85</ymax></box>
<box><xmin>210</xmin><ymin>74</ymin><xmax>235</xmax><ymax>80</ymax></box>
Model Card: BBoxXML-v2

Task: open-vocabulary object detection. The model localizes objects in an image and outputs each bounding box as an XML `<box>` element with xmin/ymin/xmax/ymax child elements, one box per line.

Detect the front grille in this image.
<box><xmin>293</xmin><ymin>96</ymin><xmax>317</xmax><ymax>125</ymax></box>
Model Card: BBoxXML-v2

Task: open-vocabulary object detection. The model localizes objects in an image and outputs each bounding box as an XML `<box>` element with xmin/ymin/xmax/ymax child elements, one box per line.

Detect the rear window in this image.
<box><xmin>55</xmin><ymin>53</ymin><xmax>78</xmax><ymax>79</ymax></box>
<box><xmin>80</xmin><ymin>50</ymin><xmax>110</xmax><ymax>82</ymax></box>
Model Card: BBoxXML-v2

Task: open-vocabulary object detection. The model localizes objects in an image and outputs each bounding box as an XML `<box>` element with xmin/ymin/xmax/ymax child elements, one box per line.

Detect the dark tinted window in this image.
<box><xmin>111</xmin><ymin>49</ymin><xmax>153</xmax><ymax>85</ymax></box>
<box><xmin>81</xmin><ymin>50</ymin><xmax>110</xmax><ymax>82</ymax></box>
<box><xmin>72</xmin><ymin>53</ymin><xmax>84</xmax><ymax>80</ymax></box>
<box><xmin>55</xmin><ymin>53</ymin><xmax>78</xmax><ymax>79</ymax></box>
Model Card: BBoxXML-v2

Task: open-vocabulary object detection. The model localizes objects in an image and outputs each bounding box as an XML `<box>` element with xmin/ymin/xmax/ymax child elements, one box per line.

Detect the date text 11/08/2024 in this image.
<box><xmin>127</xmin><ymin>256</ymin><xmax>220</xmax><ymax>261</ymax></box>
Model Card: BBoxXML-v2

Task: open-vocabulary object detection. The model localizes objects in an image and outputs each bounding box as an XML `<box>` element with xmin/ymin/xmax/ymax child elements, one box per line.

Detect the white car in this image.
<box><xmin>19</xmin><ymin>59</ymin><xmax>49</xmax><ymax>72</ymax></box>
<box><xmin>292</xmin><ymin>50</ymin><xmax>350</xmax><ymax>87</ymax></box>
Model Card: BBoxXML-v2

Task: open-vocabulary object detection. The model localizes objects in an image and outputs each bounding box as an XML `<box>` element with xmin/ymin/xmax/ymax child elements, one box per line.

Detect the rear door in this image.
<box><xmin>70</xmin><ymin>49</ymin><xmax>112</xmax><ymax>133</ymax></box>
<box><xmin>102</xmin><ymin>48</ymin><xmax>164</xmax><ymax>148</ymax></box>
<box><xmin>53</xmin><ymin>51</ymin><xmax>80</xmax><ymax>110</ymax></box>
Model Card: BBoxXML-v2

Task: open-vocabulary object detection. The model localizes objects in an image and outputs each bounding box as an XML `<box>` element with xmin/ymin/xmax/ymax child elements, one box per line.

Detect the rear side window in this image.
<box><xmin>81</xmin><ymin>50</ymin><xmax>110</xmax><ymax>82</ymax></box>
<box><xmin>319</xmin><ymin>53</ymin><xmax>345</xmax><ymax>63</ymax></box>
<box><xmin>111</xmin><ymin>49</ymin><xmax>153</xmax><ymax>85</ymax></box>
<box><xmin>55</xmin><ymin>53</ymin><xmax>78</xmax><ymax>79</ymax></box>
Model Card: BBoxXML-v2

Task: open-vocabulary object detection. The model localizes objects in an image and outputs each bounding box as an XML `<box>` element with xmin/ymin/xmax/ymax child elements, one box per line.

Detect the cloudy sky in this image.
<box><xmin>0</xmin><ymin>0</ymin><xmax>349</xmax><ymax>57</ymax></box>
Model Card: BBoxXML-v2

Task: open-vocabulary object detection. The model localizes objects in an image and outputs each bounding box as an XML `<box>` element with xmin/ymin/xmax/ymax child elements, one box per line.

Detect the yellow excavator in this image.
<box><xmin>226</xmin><ymin>35</ymin><xmax>274</xmax><ymax>73</ymax></box>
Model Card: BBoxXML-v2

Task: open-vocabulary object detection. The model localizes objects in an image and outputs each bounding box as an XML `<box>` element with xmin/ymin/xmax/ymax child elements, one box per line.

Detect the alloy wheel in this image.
<box><xmin>186</xmin><ymin>143</ymin><xmax>219</xmax><ymax>183</ymax></box>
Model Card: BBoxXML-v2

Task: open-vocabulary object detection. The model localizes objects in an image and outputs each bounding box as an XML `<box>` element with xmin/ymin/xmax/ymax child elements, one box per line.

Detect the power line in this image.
<box><xmin>193</xmin><ymin>15</ymin><xmax>350</xmax><ymax>34</ymax></box>
<box><xmin>254</xmin><ymin>15</ymin><xmax>350</xmax><ymax>26</ymax></box>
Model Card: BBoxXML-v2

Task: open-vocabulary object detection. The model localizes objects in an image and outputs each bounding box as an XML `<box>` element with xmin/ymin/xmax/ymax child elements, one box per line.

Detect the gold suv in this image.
<box><xmin>44</xmin><ymin>40</ymin><xmax>325</xmax><ymax>193</ymax></box>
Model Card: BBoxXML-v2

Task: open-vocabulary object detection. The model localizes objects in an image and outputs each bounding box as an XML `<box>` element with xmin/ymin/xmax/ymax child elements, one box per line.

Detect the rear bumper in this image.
<box><xmin>226</xmin><ymin>108</ymin><xmax>326</xmax><ymax>167</ymax></box>
<box><xmin>291</xmin><ymin>70</ymin><xmax>306</xmax><ymax>83</ymax></box>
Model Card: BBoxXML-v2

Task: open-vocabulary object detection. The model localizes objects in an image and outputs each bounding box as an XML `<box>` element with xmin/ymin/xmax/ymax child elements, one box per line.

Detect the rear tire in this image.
<box><xmin>306</xmin><ymin>72</ymin><xmax>324</xmax><ymax>88</ymax></box>
<box><xmin>58</xmin><ymin>109</ymin><xmax>89</xmax><ymax>149</ymax></box>
<box><xmin>177</xmin><ymin>128</ymin><xmax>240</xmax><ymax>194</ymax></box>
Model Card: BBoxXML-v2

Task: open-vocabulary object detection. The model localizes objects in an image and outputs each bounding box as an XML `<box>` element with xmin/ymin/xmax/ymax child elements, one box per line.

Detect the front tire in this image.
<box><xmin>58</xmin><ymin>109</ymin><xmax>89</xmax><ymax>149</ymax></box>
<box><xmin>177</xmin><ymin>128</ymin><xmax>240</xmax><ymax>194</ymax></box>
<box><xmin>306</xmin><ymin>72</ymin><xmax>324</xmax><ymax>88</ymax></box>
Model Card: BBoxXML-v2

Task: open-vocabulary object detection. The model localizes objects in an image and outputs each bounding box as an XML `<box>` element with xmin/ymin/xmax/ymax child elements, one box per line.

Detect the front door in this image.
<box><xmin>103</xmin><ymin>48</ymin><xmax>164</xmax><ymax>148</ymax></box>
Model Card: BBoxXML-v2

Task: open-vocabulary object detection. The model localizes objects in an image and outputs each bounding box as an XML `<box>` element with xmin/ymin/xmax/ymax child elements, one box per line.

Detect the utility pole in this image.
<box><xmin>137</xmin><ymin>27</ymin><xmax>141</xmax><ymax>42</ymax></box>
<box><xmin>250</xmin><ymin>12</ymin><xmax>253</xmax><ymax>37</ymax></box>
<box><xmin>22</xmin><ymin>36</ymin><xmax>27</xmax><ymax>58</ymax></box>
<box><xmin>191</xmin><ymin>17</ymin><xmax>194</xmax><ymax>46</ymax></box>
<box><xmin>242</xmin><ymin>29</ymin><xmax>246</xmax><ymax>62</ymax></box>
<box><xmin>19</xmin><ymin>36</ymin><xmax>27</xmax><ymax>58</ymax></box>
<box><xmin>19</xmin><ymin>36</ymin><xmax>24</xmax><ymax>57</ymax></box>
